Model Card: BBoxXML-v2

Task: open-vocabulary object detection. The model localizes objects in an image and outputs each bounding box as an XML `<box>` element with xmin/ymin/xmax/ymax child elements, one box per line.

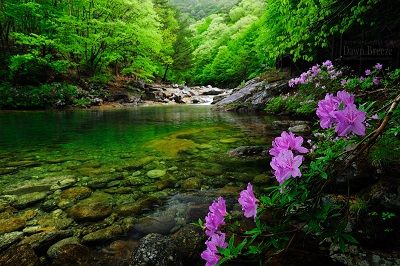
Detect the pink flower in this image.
<box><xmin>371</xmin><ymin>114</ymin><xmax>379</xmax><ymax>120</ymax></box>
<box><xmin>269</xmin><ymin>131</ymin><xmax>308</xmax><ymax>156</ymax></box>
<box><xmin>360</xmin><ymin>76</ymin><xmax>365</xmax><ymax>82</ymax></box>
<box><xmin>373</xmin><ymin>77</ymin><xmax>380</xmax><ymax>85</ymax></box>
<box><xmin>311</xmin><ymin>65</ymin><xmax>320</xmax><ymax>77</ymax></box>
<box><xmin>201</xmin><ymin>248</ymin><xmax>220</xmax><ymax>266</ymax></box>
<box><xmin>375</xmin><ymin>63</ymin><xmax>383</xmax><ymax>70</ymax></box>
<box><xmin>206</xmin><ymin>233</ymin><xmax>228</xmax><ymax>253</ymax></box>
<box><xmin>365</xmin><ymin>69</ymin><xmax>371</xmax><ymax>76</ymax></box>
<box><xmin>334</xmin><ymin>105</ymin><xmax>366</xmax><ymax>136</ymax></box>
<box><xmin>238</xmin><ymin>183</ymin><xmax>258</xmax><ymax>219</ymax></box>
<box><xmin>322</xmin><ymin>60</ymin><xmax>333</xmax><ymax>69</ymax></box>
<box><xmin>316</xmin><ymin>94</ymin><xmax>339</xmax><ymax>129</ymax></box>
<box><xmin>205</xmin><ymin>197</ymin><xmax>227</xmax><ymax>237</ymax></box>
<box><xmin>270</xmin><ymin>150</ymin><xmax>303</xmax><ymax>184</ymax></box>
<box><xmin>337</xmin><ymin>90</ymin><xmax>355</xmax><ymax>107</ymax></box>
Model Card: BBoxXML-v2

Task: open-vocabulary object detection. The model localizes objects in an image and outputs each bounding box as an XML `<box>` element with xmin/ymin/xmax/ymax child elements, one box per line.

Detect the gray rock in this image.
<box><xmin>288</xmin><ymin>124</ymin><xmax>311</xmax><ymax>134</ymax></box>
<box><xmin>131</xmin><ymin>233</ymin><xmax>182</xmax><ymax>266</ymax></box>
<box><xmin>214</xmin><ymin>79</ymin><xmax>290</xmax><ymax>112</ymax></box>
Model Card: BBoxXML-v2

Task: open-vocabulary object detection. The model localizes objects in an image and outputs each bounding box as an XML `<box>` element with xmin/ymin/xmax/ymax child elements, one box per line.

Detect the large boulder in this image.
<box><xmin>214</xmin><ymin>78</ymin><xmax>290</xmax><ymax>112</ymax></box>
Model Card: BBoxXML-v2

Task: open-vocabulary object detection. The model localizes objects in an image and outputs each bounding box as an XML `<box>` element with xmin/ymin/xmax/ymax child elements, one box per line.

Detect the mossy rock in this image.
<box><xmin>13</xmin><ymin>192</ymin><xmax>48</xmax><ymax>209</ymax></box>
<box><xmin>219</xmin><ymin>138</ymin><xmax>240</xmax><ymax>144</ymax></box>
<box><xmin>82</xmin><ymin>225</ymin><xmax>126</xmax><ymax>243</ymax></box>
<box><xmin>182</xmin><ymin>177</ymin><xmax>202</xmax><ymax>190</ymax></box>
<box><xmin>146</xmin><ymin>169</ymin><xmax>167</xmax><ymax>179</ymax></box>
<box><xmin>67</xmin><ymin>193</ymin><xmax>112</xmax><ymax>222</ymax></box>
<box><xmin>0</xmin><ymin>217</ymin><xmax>26</xmax><ymax>234</ymax></box>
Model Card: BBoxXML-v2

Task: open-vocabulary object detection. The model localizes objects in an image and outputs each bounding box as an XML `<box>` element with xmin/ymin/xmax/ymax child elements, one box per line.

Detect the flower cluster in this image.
<box><xmin>202</xmin><ymin>185</ymin><xmax>259</xmax><ymax>266</ymax></box>
<box><xmin>288</xmin><ymin>60</ymin><xmax>341</xmax><ymax>87</ymax></box>
<box><xmin>316</xmin><ymin>90</ymin><xmax>366</xmax><ymax>136</ymax></box>
<box><xmin>202</xmin><ymin>197</ymin><xmax>228</xmax><ymax>266</ymax></box>
<box><xmin>269</xmin><ymin>131</ymin><xmax>308</xmax><ymax>184</ymax></box>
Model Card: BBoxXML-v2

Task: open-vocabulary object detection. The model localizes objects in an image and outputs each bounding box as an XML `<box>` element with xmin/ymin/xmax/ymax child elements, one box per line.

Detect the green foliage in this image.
<box><xmin>265</xmin><ymin>95</ymin><xmax>317</xmax><ymax>117</ymax></box>
<box><xmin>0</xmin><ymin>83</ymin><xmax>78</xmax><ymax>109</ymax></box>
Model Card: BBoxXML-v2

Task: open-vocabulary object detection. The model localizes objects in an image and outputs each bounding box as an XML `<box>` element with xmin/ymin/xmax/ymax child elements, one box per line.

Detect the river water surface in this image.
<box><xmin>0</xmin><ymin>105</ymin><xmax>279</xmax><ymax>262</ymax></box>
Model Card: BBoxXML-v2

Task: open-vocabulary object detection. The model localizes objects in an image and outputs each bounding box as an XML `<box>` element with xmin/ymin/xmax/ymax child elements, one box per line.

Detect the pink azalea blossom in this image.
<box><xmin>201</xmin><ymin>248</ymin><xmax>220</xmax><ymax>266</ymax></box>
<box><xmin>373</xmin><ymin>77</ymin><xmax>380</xmax><ymax>85</ymax></box>
<box><xmin>322</xmin><ymin>60</ymin><xmax>333</xmax><ymax>69</ymax></box>
<box><xmin>340</xmin><ymin>79</ymin><xmax>348</xmax><ymax>86</ymax></box>
<box><xmin>205</xmin><ymin>197</ymin><xmax>227</xmax><ymax>237</ymax></box>
<box><xmin>375</xmin><ymin>63</ymin><xmax>383</xmax><ymax>70</ymax></box>
<box><xmin>360</xmin><ymin>76</ymin><xmax>365</xmax><ymax>82</ymax></box>
<box><xmin>316</xmin><ymin>94</ymin><xmax>339</xmax><ymax>129</ymax></box>
<box><xmin>337</xmin><ymin>90</ymin><xmax>355</xmax><ymax>107</ymax></box>
<box><xmin>206</xmin><ymin>233</ymin><xmax>228</xmax><ymax>253</ymax></box>
<box><xmin>371</xmin><ymin>114</ymin><xmax>379</xmax><ymax>120</ymax></box>
<box><xmin>334</xmin><ymin>105</ymin><xmax>366</xmax><ymax>136</ymax></box>
<box><xmin>311</xmin><ymin>65</ymin><xmax>321</xmax><ymax>77</ymax></box>
<box><xmin>365</xmin><ymin>69</ymin><xmax>371</xmax><ymax>76</ymax></box>
<box><xmin>269</xmin><ymin>131</ymin><xmax>308</xmax><ymax>156</ymax></box>
<box><xmin>238</xmin><ymin>183</ymin><xmax>258</xmax><ymax>219</ymax></box>
<box><xmin>270</xmin><ymin>150</ymin><xmax>303</xmax><ymax>184</ymax></box>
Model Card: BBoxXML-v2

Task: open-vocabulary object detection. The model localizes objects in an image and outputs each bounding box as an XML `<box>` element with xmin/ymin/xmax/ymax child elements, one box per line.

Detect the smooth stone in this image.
<box><xmin>167</xmin><ymin>166</ymin><xmax>178</xmax><ymax>171</ymax></box>
<box><xmin>37</xmin><ymin>217</ymin><xmax>73</xmax><ymax>230</ymax></box>
<box><xmin>0</xmin><ymin>217</ymin><xmax>26</xmax><ymax>233</ymax></box>
<box><xmin>0</xmin><ymin>244</ymin><xmax>40</xmax><ymax>266</ymax></box>
<box><xmin>67</xmin><ymin>194</ymin><xmax>112</xmax><ymax>222</ymax></box>
<box><xmin>196</xmin><ymin>144</ymin><xmax>213</xmax><ymax>150</ymax></box>
<box><xmin>123</xmin><ymin>156</ymin><xmax>156</xmax><ymax>171</ymax></box>
<box><xmin>228</xmin><ymin>146</ymin><xmax>266</xmax><ymax>157</ymax></box>
<box><xmin>51</xmin><ymin>244</ymin><xmax>94</xmax><ymax>266</ymax></box>
<box><xmin>82</xmin><ymin>225</ymin><xmax>125</xmax><ymax>243</ymax></box>
<box><xmin>134</xmin><ymin>215</ymin><xmax>176</xmax><ymax>235</ymax></box>
<box><xmin>60</xmin><ymin>187</ymin><xmax>92</xmax><ymax>201</ymax></box>
<box><xmin>116</xmin><ymin>197</ymin><xmax>158</xmax><ymax>216</ymax></box>
<box><xmin>131</xmin><ymin>233</ymin><xmax>182</xmax><ymax>266</ymax></box>
<box><xmin>50</xmin><ymin>178</ymin><xmax>77</xmax><ymax>190</ymax></box>
<box><xmin>0</xmin><ymin>231</ymin><xmax>24</xmax><ymax>251</ymax></box>
<box><xmin>181</xmin><ymin>177</ymin><xmax>202</xmax><ymax>190</ymax></box>
<box><xmin>288</xmin><ymin>124</ymin><xmax>311</xmax><ymax>133</ymax></box>
<box><xmin>18</xmin><ymin>230</ymin><xmax>72</xmax><ymax>251</ymax></box>
<box><xmin>47</xmin><ymin>237</ymin><xmax>80</xmax><ymax>258</ymax></box>
<box><xmin>146</xmin><ymin>169</ymin><xmax>167</xmax><ymax>179</ymax></box>
<box><xmin>13</xmin><ymin>192</ymin><xmax>47</xmax><ymax>209</ymax></box>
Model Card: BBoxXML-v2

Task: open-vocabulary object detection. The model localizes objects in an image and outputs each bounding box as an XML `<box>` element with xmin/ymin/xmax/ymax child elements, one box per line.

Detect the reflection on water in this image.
<box><xmin>0</xmin><ymin>105</ymin><xmax>277</xmax><ymax>195</ymax></box>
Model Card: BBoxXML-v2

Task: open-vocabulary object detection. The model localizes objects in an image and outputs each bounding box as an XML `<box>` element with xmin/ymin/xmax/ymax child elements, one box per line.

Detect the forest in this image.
<box><xmin>1</xmin><ymin>0</ymin><xmax>394</xmax><ymax>108</ymax></box>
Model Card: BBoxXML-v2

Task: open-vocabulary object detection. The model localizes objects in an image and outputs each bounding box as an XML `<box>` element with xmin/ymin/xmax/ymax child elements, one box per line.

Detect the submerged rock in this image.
<box><xmin>47</xmin><ymin>237</ymin><xmax>80</xmax><ymax>258</ymax></box>
<box><xmin>82</xmin><ymin>225</ymin><xmax>125</xmax><ymax>243</ymax></box>
<box><xmin>67</xmin><ymin>194</ymin><xmax>112</xmax><ymax>221</ymax></box>
<box><xmin>0</xmin><ymin>244</ymin><xmax>40</xmax><ymax>266</ymax></box>
<box><xmin>146</xmin><ymin>169</ymin><xmax>167</xmax><ymax>179</ymax></box>
<box><xmin>228</xmin><ymin>146</ymin><xmax>267</xmax><ymax>158</ymax></box>
<box><xmin>13</xmin><ymin>192</ymin><xmax>48</xmax><ymax>209</ymax></box>
<box><xmin>131</xmin><ymin>233</ymin><xmax>182</xmax><ymax>266</ymax></box>
<box><xmin>51</xmin><ymin>244</ymin><xmax>94</xmax><ymax>266</ymax></box>
<box><xmin>0</xmin><ymin>231</ymin><xmax>24</xmax><ymax>251</ymax></box>
<box><xmin>171</xmin><ymin>224</ymin><xmax>205</xmax><ymax>262</ymax></box>
<box><xmin>0</xmin><ymin>217</ymin><xmax>26</xmax><ymax>234</ymax></box>
<box><xmin>181</xmin><ymin>177</ymin><xmax>202</xmax><ymax>190</ymax></box>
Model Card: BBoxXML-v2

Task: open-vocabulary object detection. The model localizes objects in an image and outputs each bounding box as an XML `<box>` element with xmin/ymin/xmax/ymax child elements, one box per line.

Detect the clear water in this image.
<box><xmin>0</xmin><ymin>105</ymin><xmax>276</xmax><ymax>191</ymax></box>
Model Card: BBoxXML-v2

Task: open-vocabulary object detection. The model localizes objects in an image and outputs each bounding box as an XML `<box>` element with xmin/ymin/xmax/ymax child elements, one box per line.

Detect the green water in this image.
<box><xmin>0</xmin><ymin>105</ymin><xmax>276</xmax><ymax>191</ymax></box>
